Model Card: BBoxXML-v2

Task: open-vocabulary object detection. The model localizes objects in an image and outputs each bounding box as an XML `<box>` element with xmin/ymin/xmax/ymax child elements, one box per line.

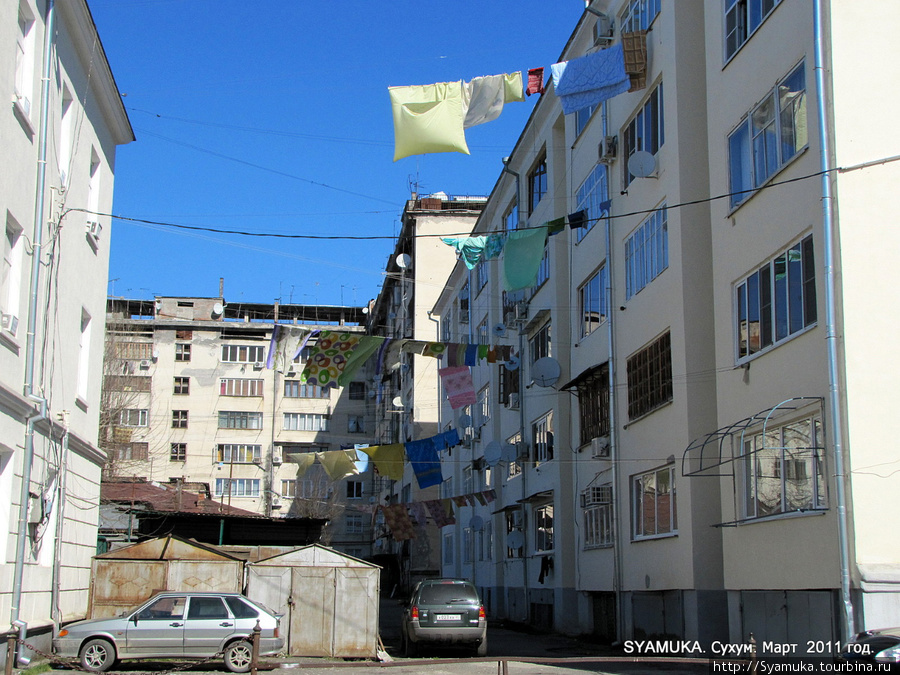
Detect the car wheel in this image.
<box><xmin>79</xmin><ymin>639</ymin><xmax>116</xmax><ymax>673</ymax></box>
<box><xmin>224</xmin><ymin>640</ymin><xmax>253</xmax><ymax>673</ymax></box>
<box><xmin>404</xmin><ymin>633</ymin><xmax>418</xmax><ymax>658</ymax></box>
<box><xmin>476</xmin><ymin>635</ymin><xmax>488</xmax><ymax>657</ymax></box>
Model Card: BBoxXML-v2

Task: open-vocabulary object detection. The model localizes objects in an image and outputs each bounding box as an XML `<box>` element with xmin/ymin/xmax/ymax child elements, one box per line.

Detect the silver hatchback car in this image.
<box><xmin>53</xmin><ymin>592</ymin><xmax>283</xmax><ymax>673</ymax></box>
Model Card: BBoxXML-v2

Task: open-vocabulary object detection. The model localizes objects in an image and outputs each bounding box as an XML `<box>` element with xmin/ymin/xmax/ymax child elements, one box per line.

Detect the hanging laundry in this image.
<box><xmin>483</xmin><ymin>489</ymin><xmax>497</xmax><ymax>503</ymax></box>
<box><xmin>390</xmin><ymin>81</ymin><xmax>469</xmax><ymax>161</ymax></box>
<box><xmin>504</xmin><ymin>71</ymin><xmax>525</xmax><ymax>103</ymax></box>
<box><xmin>538</xmin><ymin>555</ymin><xmax>554</xmax><ymax>583</ymax></box>
<box><xmin>474</xmin><ymin>492</ymin><xmax>487</xmax><ymax>506</ymax></box>
<box><xmin>434</xmin><ymin>428</ymin><xmax>461</xmax><ymax>451</ymax></box>
<box><xmin>547</xmin><ymin>216</ymin><xmax>567</xmax><ymax>236</ymax></box>
<box><xmin>441</xmin><ymin>233</ymin><xmax>507</xmax><ymax>269</ymax></box>
<box><xmin>381</xmin><ymin>504</ymin><xmax>417</xmax><ymax>541</ymax></box>
<box><xmin>621</xmin><ymin>31</ymin><xmax>648</xmax><ymax>91</ymax></box>
<box><xmin>316</xmin><ymin>450</ymin><xmax>360</xmax><ymax>481</ymax></box>
<box><xmin>292</xmin><ymin>451</ymin><xmax>316</xmax><ymax>479</ymax></box>
<box><xmin>452</xmin><ymin>495</ymin><xmax>468</xmax><ymax>508</ymax></box>
<box><xmin>438</xmin><ymin>366</ymin><xmax>477</xmax><ymax>409</ymax></box>
<box><xmin>526</xmin><ymin>67</ymin><xmax>545</xmax><ymax>96</ymax></box>
<box><xmin>464</xmin><ymin>344</ymin><xmax>479</xmax><ymax>367</ymax></box>
<box><xmin>266</xmin><ymin>325</ymin><xmax>310</xmax><ymax>373</ymax></box>
<box><xmin>357</xmin><ymin>444</ymin><xmax>406</xmax><ymax>481</ymax></box>
<box><xmin>300</xmin><ymin>331</ymin><xmax>384</xmax><ymax>389</ymax></box>
<box><xmin>551</xmin><ymin>44</ymin><xmax>630</xmax><ymax>115</ymax></box>
<box><xmin>405</xmin><ymin>438</ymin><xmax>443</xmax><ymax>489</ymax></box>
<box><xmin>408</xmin><ymin>501</ymin><xmax>428</xmax><ymax>526</ymax></box>
<box><xmin>567</xmin><ymin>209</ymin><xmax>588</xmax><ymax>230</ymax></box>
<box><xmin>425</xmin><ymin>499</ymin><xmax>456</xmax><ymax>527</ymax></box>
<box><xmin>422</xmin><ymin>342</ymin><xmax>448</xmax><ymax>359</ymax></box>
<box><xmin>502</xmin><ymin>226</ymin><xmax>549</xmax><ymax>291</ymax></box>
<box><xmin>463</xmin><ymin>75</ymin><xmax>506</xmax><ymax>129</ymax></box>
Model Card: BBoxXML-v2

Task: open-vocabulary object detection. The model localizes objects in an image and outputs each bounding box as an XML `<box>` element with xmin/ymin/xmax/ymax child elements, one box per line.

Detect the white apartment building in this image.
<box><xmin>368</xmin><ymin>194</ymin><xmax>485</xmax><ymax>592</ymax></box>
<box><xmin>431</xmin><ymin>0</ymin><xmax>900</xmax><ymax>650</ymax></box>
<box><xmin>1</xmin><ymin>0</ymin><xmax>133</xmax><ymax>663</ymax></box>
<box><xmin>103</xmin><ymin>297</ymin><xmax>378</xmax><ymax>560</ymax></box>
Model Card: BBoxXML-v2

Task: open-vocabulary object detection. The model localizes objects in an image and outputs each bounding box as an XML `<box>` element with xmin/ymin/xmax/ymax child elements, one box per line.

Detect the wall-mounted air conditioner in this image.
<box><xmin>253</xmin><ymin>361</ymin><xmax>264</xmax><ymax>370</ymax></box>
<box><xmin>272</xmin><ymin>447</ymin><xmax>283</xmax><ymax>465</ymax></box>
<box><xmin>139</xmin><ymin>359</ymin><xmax>151</xmax><ymax>369</ymax></box>
<box><xmin>1</xmin><ymin>313</ymin><xmax>18</xmax><ymax>337</ymax></box>
<box><xmin>593</xmin><ymin>15</ymin><xmax>614</xmax><ymax>46</ymax></box>
<box><xmin>599</xmin><ymin>135</ymin><xmax>617</xmax><ymax>164</ymax></box>
<box><xmin>506</xmin><ymin>393</ymin><xmax>520</xmax><ymax>410</ymax></box>
<box><xmin>86</xmin><ymin>220</ymin><xmax>102</xmax><ymax>241</ymax></box>
<box><xmin>591</xmin><ymin>436</ymin><xmax>610</xmax><ymax>458</ymax></box>
<box><xmin>581</xmin><ymin>485</ymin><xmax>613</xmax><ymax>508</ymax></box>
<box><xmin>271</xmin><ymin>493</ymin><xmax>282</xmax><ymax>508</ymax></box>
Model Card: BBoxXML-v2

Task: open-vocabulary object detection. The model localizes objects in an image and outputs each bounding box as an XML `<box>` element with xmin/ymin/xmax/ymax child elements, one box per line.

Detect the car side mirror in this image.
<box><xmin>131</xmin><ymin>614</ymin><xmax>139</xmax><ymax>625</ymax></box>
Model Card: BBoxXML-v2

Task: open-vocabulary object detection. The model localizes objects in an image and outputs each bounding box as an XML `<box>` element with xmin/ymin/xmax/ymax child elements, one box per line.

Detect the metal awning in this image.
<box><xmin>681</xmin><ymin>396</ymin><xmax>824</xmax><ymax>477</ymax></box>
<box><xmin>516</xmin><ymin>490</ymin><xmax>553</xmax><ymax>504</ymax></box>
<box><xmin>559</xmin><ymin>363</ymin><xmax>606</xmax><ymax>391</ymax></box>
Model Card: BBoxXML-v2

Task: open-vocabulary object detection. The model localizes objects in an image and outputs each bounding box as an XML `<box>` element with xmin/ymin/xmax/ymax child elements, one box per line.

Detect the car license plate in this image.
<box><xmin>435</xmin><ymin>614</ymin><xmax>460</xmax><ymax>621</ymax></box>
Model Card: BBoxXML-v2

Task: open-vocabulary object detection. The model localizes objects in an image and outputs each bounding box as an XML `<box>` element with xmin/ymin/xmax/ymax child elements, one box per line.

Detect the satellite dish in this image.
<box><xmin>396</xmin><ymin>253</ymin><xmax>412</xmax><ymax>269</ymax></box>
<box><xmin>628</xmin><ymin>150</ymin><xmax>657</xmax><ymax>178</ymax></box>
<box><xmin>458</xmin><ymin>413</ymin><xmax>472</xmax><ymax>428</ymax></box>
<box><xmin>506</xmin><ymin>354</ymin><xmax>520</xmax><ymax>371</ymax></box>
<box><xmin>367</xmin><ymin>389</ymin><xmax>376</xmax><ymax>399</ymax></box>
<box><xmin>484</xmin><ymin>441</ymin><xmax>502</xmax><ymax>467</ymax></box>
<box><xmin>361</xmin><ymin>307</ymin><xmax>369</xmax><ymax>314</ymax></box>
<box><xmin>212</xmin><ymin>302</ymin><xmax>224</xmax><ymax>316</ymax></box>
<box><xmin>392</xmin><ymin>396</ymin><xmax>404</xmax><ymax>408</ymax></box>
<box><xmin>501</xmin><ymin>443</ymin><xmax>518</xmax><ymax>463</ymax></box>
<box><xmin>469</xmin><ymin>515</ymin><xmax>484</xmax><ymax>531</ymax></box>
<box><xmin>532</xmin><ymin>357</ymin><xmax>561</xmax><ymax>388</ymax></box>
<box><xmin>507</xmin><ymin>530</ymin><xmax>524</xmax><ymax>550</ymax></box>
<box><xmin>492</xmin><ymin>322</ymin><xmax>507</xmax><ymax>338</ymax></box>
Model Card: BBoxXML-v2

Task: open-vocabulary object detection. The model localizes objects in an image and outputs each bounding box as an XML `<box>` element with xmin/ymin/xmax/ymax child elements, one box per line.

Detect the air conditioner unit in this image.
<box><xmin>86</xmin><ymin>220</ymin><xmax>102</xmax><ymax>240</ymax></box>
<box><xmin>271</xmin><ymin>493</ymin><xmax>282</xmax><ymax>508</ymax></box>
<box><xmin>516</xmin><ymin>441</ymin><xmax>530</xmax><ymax>460</ymax></box>
<box><xmin>506</xmin><ymin>393</ymin><xmax>520</xmax><ymax>410</ymax></box>
<box><xmin>581</xmin><ymin>485</ymin><xmax>613</xmax><ymax>508</ymax></box>
<box><xmin>1</xmin><ymin>313</ymin><xmax>18</xmax><ymax>336</ymax></box>
<box><xmin>591</xmin><ymin>436</ymin><xmax>610</xmax><ymax>458</ymax></box>
<box><xmin>13</xmin><ymin>94</ymin><xmax>31</xmax><ymax>116</ymax></box>
<box><xmin>599</xmin><ymin>135</ymin><xmax>618</xmax><ymax>164</ymax></box>
<box><xmin>139</xmin><ymin>359</ymin><xmax>151</xmax><ymax>369</ymax></box>
<box><xmin>253</xmin><ymin>361</ymin><xmax>264</xmax><ymax>370</ymax></box>
<box><xmin>272</xmin><ymin>447</ymin><xmax>283</xmax><ymax>465</ymax></box>
<box><xmin>593</xmin><ymin>15</ymin><xmax>614</xmax><ymax>46</ymax></box>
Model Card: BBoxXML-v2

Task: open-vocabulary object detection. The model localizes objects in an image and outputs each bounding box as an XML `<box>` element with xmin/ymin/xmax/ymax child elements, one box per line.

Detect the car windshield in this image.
<box><xmin>418</xmin><ymin>585</ymin><xmax>479</xmax><ymax>605</ymax></box>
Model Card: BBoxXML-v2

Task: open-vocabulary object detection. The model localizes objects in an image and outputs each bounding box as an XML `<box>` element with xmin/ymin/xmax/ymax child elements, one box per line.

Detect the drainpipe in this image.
<box><xmin>812</xmin><ymin>0</ymin><xmax>855</xmax><ymax>642</ymax></box>
<box><xmin>51</xmin><ymin>416</ymin><xmax>70</xmax><ymax>628</ymax></box>
<box><xmin>11</xmin><ymin>0</ymin><xmax>55</xmax><ymax>663</ymax></box>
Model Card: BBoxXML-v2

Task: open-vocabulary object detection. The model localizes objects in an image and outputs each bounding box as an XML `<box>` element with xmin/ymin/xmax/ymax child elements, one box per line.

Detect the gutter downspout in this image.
<box><xmin>11</xmin><ymin>0</ymin><xmax>55</xmax><ymax>664</ymax></box>
<box><xmin>812</xmin><ymin>0</ymin><xmax>855</xmax><ymax>642</ymax></box>
<box><xmin>51</xmin><ymin>416</ymin><xmax>70</xmax><ymax>628</ymax></box>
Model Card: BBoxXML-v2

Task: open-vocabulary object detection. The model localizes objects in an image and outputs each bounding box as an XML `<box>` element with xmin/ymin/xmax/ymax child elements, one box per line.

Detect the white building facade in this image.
<box><xmin>0</xmin><ymin>0</ymin><xmax>132</xmax><ymax>661</ymax></box>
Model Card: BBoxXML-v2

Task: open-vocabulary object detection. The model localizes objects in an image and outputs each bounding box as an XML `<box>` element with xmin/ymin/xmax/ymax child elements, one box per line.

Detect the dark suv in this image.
<box><xmin>400</xmin><ymin>579</ymin><xmax>487</xmax><ymax>657</ymax></box>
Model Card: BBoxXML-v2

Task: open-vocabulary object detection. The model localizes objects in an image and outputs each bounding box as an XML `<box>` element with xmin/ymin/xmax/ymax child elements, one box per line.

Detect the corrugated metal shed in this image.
<box><xmin>88</xmin><ymin>535</ymin><xmax>243</xmax><ymax>618</ymax></box>
<box><xmin>247</xmin><ymin>544</ymin><xmax>381</xmax><ymax>658</ymax></box>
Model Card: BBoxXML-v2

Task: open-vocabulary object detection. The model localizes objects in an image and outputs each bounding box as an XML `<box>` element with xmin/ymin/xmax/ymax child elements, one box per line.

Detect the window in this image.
<box><xmin>532</xmin><ymin>245</ymin><xmax>550</xmax><ymax>292</ymax></box>
<box><xmin>283</xmin><ymin>445</ymin><xmax>328</xmax><ymax>462</ymax></box>
<box><xmin>348</xmin><ymin>416</ymin><xmax>365</xmax><ymax>433</ymax></box>
<box><xmin>477</xmin><ymin>385</ymin><xmax>490</xmax><ymax>427</ymax></box>
<box><xmin>119</xmin><ymin>409</ymin><xmax>148</xmax><ymax>427</ymax></box>
<box><xmin>441</xmin><ymin>313</ymin><xmax>451</xmax><ymax>342</ymax></box>
<box><xmin>506</xmin><ymin>508</ymin><xmax>523</xmax><ymax>559</ymax></box>
<box><xmin>728</xmin><ymin>62</ymin><xmax>806</xmax><ymax>209</ymax></box>
<box><xmin>225</xmin><ymin>597</ymin><xmax>259</xmax><ymax>619</ymax></box>
<box><xmin>111</xmin><ymin>442</ymin><xmax>149</xmax><ymax>461</ymax></box>
<box><xmin>575</xmin><ymin>103</ymin><xmax>598</xmax><ymax>138</ymax></box>
<box><xmin>534</xmin><ymin>503</ymin><xmax>554</xmax><ymax>552</ymax></box>
<box><xmin>504</xmin><ymin>199</ymin><xmax>518</xmax><ymax>232</ymax></box>
<box><xmin>221</xmin><ymin>344</ymin><xmax>265</xmax><ymax>363</ymax></box>
<box><xmin>175</xmin><ymin>343</ymin><xmax>191</xmax><ymax>362</ymax></box>
<box><xmin>528</xmin><ymin>153</ymin><xmax>547</xmax><ymax>214</ymax></box>
<box><xmin>401</xmin><ymin>482</ymin><xmax>411</xmax><ymax>504</ymax></box>
<box><xmin>580</xmin><ymin>266</ymin><xmax>608</xmax><ymax>338</ymax></box>
<box><xmin>463</xmin><ymin>466</ymin><xmax>474</xmax><ymax>495</ymax></box>
<box><xmin>117</xmin><ymin>341</ymin><xmax>152</xmax><ymax>360</ymax></box>
<box><xmin>283</xmin><ymin>412</ymin><xmax>330</xmax><ymax>432</ymax></box>
<box><xmin>575</xmin><ymin>363</ymin><xmax>611</xmax><ymax>446</ymax></box>
<box><xmin>458</xmin><ymin>282</ymin><xmax>469</xmax><ymax>323</ymax></box>
<box><xmin>632</xmin><ymin>465</ymin><xmax>676</xmax><ymax>539</ymax></box>
<box><xmin>172</xmin><ymin>410</ymin><xmax>188</xmax><ymax>429</ymax></box>
<box><xmin>105</xmin><ymin>375</ymin><xmax>151</xmax><ymax>392</ymax></box>
<box><xmin>475</xmin><ymin>260</ymin><xmax>488</xmax><ymax>292</ymax></box>
<box><xmin>443</xmin><ymin>534</ymin><xmax>454</xmax><ymax>565</ymax></box>
<box><xmin>218</xmin><ymin>411</ymin><xmax>263</xmax><ymax>430</ymax></box>
<box><xmin>346</xmin><ymin>513</ymin><xmax>364</xmax><ymax>534</ymax></box>
<box><xmin>3</xmin><ymin>215</ymin><xmax>24</xmax><ymax>322</ymax></box>
<box><xmin>626</xmin><ymin>332</ymin><xmax>672</xmax><ymax>420</ymax></box>
<box><xmin>736</xmin><ymin>234</ymin><xmax>816</xmax><ymax>360</ymax></box>
<box><xmin>216</xmin><ymin>444</ymin><xmax>262</xmax><ymax>464</ymax></box>
<box><xmin>725</xmin><ymin>0</ymin><xmax>782</xmax><ymax>61</ymax></box>
<box><xmin>281</xmin><ymin>479</ymin><xmax>298</xmax><ymax>498</ymax></box>
<box><xmin>741</xmin><ymin>415</ymin><xmax>826</xmax><ymax>519</ymax></box>
<box><xmin>348</xmin><ymin>382</ymin><xmax>366</xmax><ymax>400</ymax></box>
<box><xmin>498</xmin><ymin>363</ymin><xmax>520</xmax><ymax>406</ymax></box>
<box><xmin>529</xmin><ymin>322</ymin><xmax>551</xmax><ymax>364</ymax></box>
<box><xmin>77</xmin><ymin>309</ymin><xmax>91</xmax><ymax>400</ymax></box>
<box><xmin>58</xmin><ymin>88</ymin><xmax>74</xmax><ymax>183</ymax></box>
<box><xmin>506</xmin><ymin>432</ymin><xmax>522</xmax><ymax>478</ymax></box>
<box><xmin>623</xmin><ymin>83</ymin><xmax>664</xmax><ymax>187</ymax></box>
<box><xmin>532</xmin><ymin>412</ymin><xmax>554</xmax><ymax>464</ymax></box>
<box><xmin>284</xmin><ymin>380</ymin><xmax>329</xmax><ymax>398</ymax></box>
<box><xmin>173</xmin><ymin>376</ymin><xmax>189</xmax><ymax>395</ymax></box>
<box><xmin>621</xmin><ymin>0</ymin><xmax>661</xmax><ymax>32</ymax></box>
<box><xmin>14</xmin><ymin>3</ymin><xmax>35</xmax><ymax>116</ymax></box>
<box><xmin>87</xmin><ymin>151</ymin><xmax>100</xmax><ymax>240</ymax></box>
<box><xmin>575</xmin><ymin>164</ymin><xmax>609</xmax><ymax>242</ymax></box>
<box><xmin>463</xmin><ymin>527</ymin><xmax>474</xmax><ymax>563</ymax></box>
<box><xmin>215</xmin><ymin>478</ymin><xmax>260</xmax><ymax>497</ymax></box>
<box><xmin>625</xmin><ymin>205</ymin><xmax>668</xmax><ymax>300</ymax></box>
<box><xmin>175</xmin><ymin>329</ymin><xmax>192</xmax><ymax>340</ymax></box>
<box><xmin>584</xmin><ymin>486</ymin><xmax>614</xmax><ymax>548</ymax></box>
<box><xmin>220</xmin><ymin>378</ymin><xmax>263</xmax><ymax>397</ymax></box>
<box><xmin>188</xmin><ymin>597</ymin><xmax>228</xmax><ymax>620</ymax></box>
<box><xmin>346</xmin><ymin>481</ymin><xmax>363</xmax><ymax>500</ymax></box>
<box><xmin>170</xmin><ymin>443</ymin><xmax>186</xmax><ymax>462</ymax></box>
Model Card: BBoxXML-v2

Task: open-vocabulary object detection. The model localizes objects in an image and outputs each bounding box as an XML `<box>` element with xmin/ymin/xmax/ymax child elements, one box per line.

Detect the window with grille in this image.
<box><xmin>220</xmin><ymin>378</ymin><xmax>263</xmax><ymax>397</ymax></box>
<box><xmin>529</xmin><ymin>322</ymin><xmax>551</xmax><ymax>364</ymax></box>
<box><xmin>576</xmin><ymin>363</ymin><xmax>611</xmax><ymax>445</ymax></box>
<box><xmin>218</xmin><ymin>411</ymin><xmax>263</xmax><ymax>430</ymax></box>
<box><xmin>626</xmin><ymin>332</ymin><xmax>672</xmax><ymax>419</ymax></box>
<box><xmin>116</xmin><ymin>342</ymin><xmax>153</xmax><ymax>360</ymax></box>
<box><xmin>584</xmin><ymin>497</ymin><xmax>614</xmax><ymax>548</ymax></box>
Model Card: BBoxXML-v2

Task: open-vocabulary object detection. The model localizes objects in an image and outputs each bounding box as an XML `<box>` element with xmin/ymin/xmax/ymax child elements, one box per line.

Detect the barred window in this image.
<box><xmin>575</xmin><ymin>363</ymin><xmax>611</xmax><ymax>445</ymax></box>
<box><xmin>626</xmin><ymin>332</ymin><xmax>672</xmax><ymax>420</ymax></box>
<box><xmin>220</xmin><ymin>378</ymin><xmax>263</xmax><ymax>397</ymax></box>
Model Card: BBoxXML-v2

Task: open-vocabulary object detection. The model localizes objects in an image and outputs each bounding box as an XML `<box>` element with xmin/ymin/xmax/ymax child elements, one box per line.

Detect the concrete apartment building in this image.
<box><xmin>431</xmin><ymin>0</ymin><xmax>900</xmax><ymax>650</ymax></box>
<box><xmin>103</xmin><ymin>296</ymin><xmax>378</xmax><ymax>559</ymax></box>
<box><xmin>1</xmin><ymin>0</ymin><xmax>132</xmax><ymax>661</ymax></box>
<box><xmin>367</xmin><ymin>194</ymin><xmax>485</xmax><ymax>592</ymax></box>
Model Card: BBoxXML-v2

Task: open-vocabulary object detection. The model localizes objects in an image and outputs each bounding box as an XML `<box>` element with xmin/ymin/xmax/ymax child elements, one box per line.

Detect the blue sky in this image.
<box><xmin>89</xmin><ymin>1</ymin><xmax>582</xmax><ymax>309</ymax></box>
